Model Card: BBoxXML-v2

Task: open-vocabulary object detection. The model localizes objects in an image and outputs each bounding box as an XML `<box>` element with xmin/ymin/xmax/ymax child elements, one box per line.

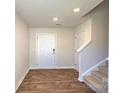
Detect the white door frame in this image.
<box><xmin>36</xmin><ymin>32</ymin><xmax>57</xmax><ymax>69</ymax></box>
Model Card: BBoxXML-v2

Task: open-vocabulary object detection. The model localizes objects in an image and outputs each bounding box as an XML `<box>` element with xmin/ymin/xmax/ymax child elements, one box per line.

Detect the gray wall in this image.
<box><xmin>15</xmin><ymin>13</ymin><xmax>29</xmax><ymax>90</ymax></box>
<box><xmin>29</xmin><ymin>28</ymin><xmax>75</xmax><ymax>68</ymax></box>
<box><xmin>77</xmin><ymin>0</ymin><xmax>108</xmax><ymax>76</ymax></box>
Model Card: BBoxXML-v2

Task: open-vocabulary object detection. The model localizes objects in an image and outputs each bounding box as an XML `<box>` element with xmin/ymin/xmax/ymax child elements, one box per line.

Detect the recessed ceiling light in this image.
<box><xmin>73</xmin><ymin>8</ymin><xmax>80</xmax><ymax>12</ymax></box>
<box><xmin>53</xmin><ymin>17</ymin><xmax>58</xmax><ymax>21</ymax></box>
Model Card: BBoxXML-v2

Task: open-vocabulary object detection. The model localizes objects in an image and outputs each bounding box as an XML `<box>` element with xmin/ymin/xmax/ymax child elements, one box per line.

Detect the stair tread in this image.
<box><xmin>85</xmin><ymin>76</ymin><xmax>105</xmax><ymax>89</ymax></box>
<box><xmin>92</xmin><ymin>71</ymin><xmax>108</xmax><ymax>81</ymax></box>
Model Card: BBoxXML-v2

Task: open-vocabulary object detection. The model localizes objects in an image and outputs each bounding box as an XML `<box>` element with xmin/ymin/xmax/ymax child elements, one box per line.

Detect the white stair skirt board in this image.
<box><xmin>15</xmin><ymin>68</ymin><xmax>30</xmax><ymax>91</ymax></box>
<box><xmin>78</xmin><ymin>58</ymin><xmax>108</xmax><ymax>81</ymax></box>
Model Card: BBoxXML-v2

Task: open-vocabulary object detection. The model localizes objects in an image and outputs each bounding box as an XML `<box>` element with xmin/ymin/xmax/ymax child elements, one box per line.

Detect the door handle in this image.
<box><xmin>53</xmin><ymin>49</ymin><xmax>55</xmax><ymax>54</ymax></box>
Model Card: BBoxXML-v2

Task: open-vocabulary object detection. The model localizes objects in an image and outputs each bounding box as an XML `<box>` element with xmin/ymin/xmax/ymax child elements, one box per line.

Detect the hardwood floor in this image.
<box><xmin>16</xmin><ymin>69</ymin><xmax>95</xmax><ymax>93</ymax></box>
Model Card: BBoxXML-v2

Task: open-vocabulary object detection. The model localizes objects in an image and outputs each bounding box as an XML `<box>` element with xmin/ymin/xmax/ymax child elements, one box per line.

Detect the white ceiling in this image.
<box><xmin>15</xmin><ymin>0</ymin><xmax>104</xmax><ymax>28</ymax></box>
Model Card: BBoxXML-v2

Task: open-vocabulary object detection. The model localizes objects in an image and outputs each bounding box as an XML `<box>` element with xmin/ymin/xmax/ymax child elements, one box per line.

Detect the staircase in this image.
<box><xmin>84</xmin><ymin>60</ymin><xmax>108</xmax><ymax>93</ymax></box>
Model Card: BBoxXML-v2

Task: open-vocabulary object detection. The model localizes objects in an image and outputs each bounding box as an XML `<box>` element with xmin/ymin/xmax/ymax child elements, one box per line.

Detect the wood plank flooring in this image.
<box><xmin>16</xmin><ymin>69</ymin><xmax>95</xmax><ymax>93</ymax></box>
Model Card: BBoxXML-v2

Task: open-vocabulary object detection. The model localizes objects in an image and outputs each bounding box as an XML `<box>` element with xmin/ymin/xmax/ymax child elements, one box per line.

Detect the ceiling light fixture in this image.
<box><xmin>53</xmin><ymin>17</ymin><xmax>58</xmax><ymax>21</ymax></box>
<box><xmin>73</xmin><ymin>8</ymin><xmax>80</xmax><ymax>12</ymax></box>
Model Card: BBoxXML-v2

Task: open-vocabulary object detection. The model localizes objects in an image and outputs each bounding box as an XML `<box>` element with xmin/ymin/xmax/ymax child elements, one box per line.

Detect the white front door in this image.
<box><xmin>36</xmin><ymin>33</ymin><xmax>56</xmax><ymax>69</ymax></box>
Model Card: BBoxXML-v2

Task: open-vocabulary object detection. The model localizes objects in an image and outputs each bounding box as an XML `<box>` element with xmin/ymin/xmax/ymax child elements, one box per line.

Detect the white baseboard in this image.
<box><xmin>78</xmin><ymin>58</ymin><xmax>108</xmax><ymax>81</ymax></box>
<box><xmin>15</xmin><ymin>67</ymin><xmax>30</xmax><ymax>91</ymax></box>
<box><xmin>55</xmin><ymin>66</ymin><xmax>76</xmax><ymax>69</ymax></box>
<box><xmin>30</xmin><ymin>66</ymin><xmax>76</xmax><ymax>69</ymax></box>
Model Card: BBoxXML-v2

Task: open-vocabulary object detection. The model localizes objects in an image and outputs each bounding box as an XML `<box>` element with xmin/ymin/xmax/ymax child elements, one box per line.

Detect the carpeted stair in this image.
<box><xmin>84</xmin><ymin>60</ymin><xmax>108</xmax><ymax>93</ymax></box>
